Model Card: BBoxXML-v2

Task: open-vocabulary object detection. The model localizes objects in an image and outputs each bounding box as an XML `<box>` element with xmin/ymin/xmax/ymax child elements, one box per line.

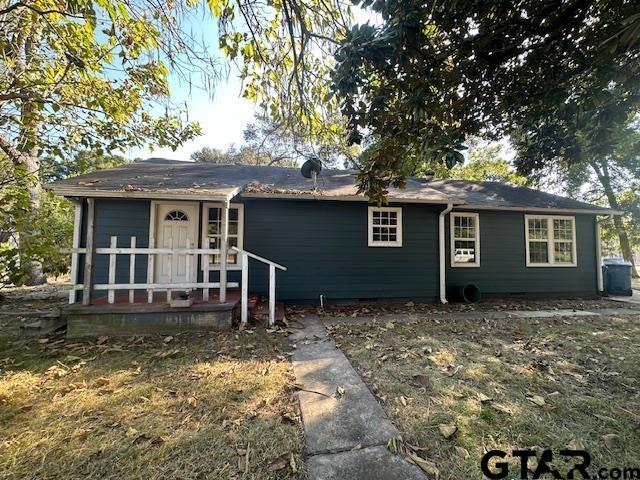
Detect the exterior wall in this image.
<box><xmin>79</xmin><ymin>199</ymin><xmax>151</xmax><ymax>296</ymax></box>
<box><xmin>237</xmin><ymin>199</ymin><xmax>440</xmax><ymax>301</ymax></box>
<box><xmin>75</xmin><ymin>197</ymin><xmax>600</xmax><ymax>303</ymax></box>
<box><xmin>445</xmin><ymin>210</ymin><xmax>598</xmax><ymax>296</ymax></box>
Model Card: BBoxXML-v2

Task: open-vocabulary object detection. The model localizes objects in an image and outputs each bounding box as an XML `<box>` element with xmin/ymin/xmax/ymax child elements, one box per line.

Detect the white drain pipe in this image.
<box><xmin>439</xmin><ymin>203</ymin><xmax>453</xmax><ymax>303</ymax></box>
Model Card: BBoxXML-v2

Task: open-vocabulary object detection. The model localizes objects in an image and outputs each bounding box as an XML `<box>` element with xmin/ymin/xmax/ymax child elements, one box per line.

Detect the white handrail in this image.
<box><xmin>230</xmin><ymin>247</ymin><xmax>286</xmax><ymax>327</ymax></box>
<box><xmin>230</xmin><ymin>247</ymin><xmax>287</xmax><ymax>271</ymax></box>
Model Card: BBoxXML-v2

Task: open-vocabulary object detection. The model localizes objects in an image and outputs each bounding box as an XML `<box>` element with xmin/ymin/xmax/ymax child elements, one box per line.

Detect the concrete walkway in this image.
<box><xmin>290</xmin><ymin>318</ymin><xmax>427</xmax><ymax>480</ymax></box>
<box><xmin>608</xmin><ymin>290</ymin><xmax>640</xmax><ymax>305</ymax></box>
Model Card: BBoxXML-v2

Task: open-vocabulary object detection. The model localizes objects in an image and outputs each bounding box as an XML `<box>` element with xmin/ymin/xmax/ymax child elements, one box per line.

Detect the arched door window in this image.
<box><xmin>165</xmin><ymin>210</ymin><xmax>189</xmax><ymax>221</ymax></box>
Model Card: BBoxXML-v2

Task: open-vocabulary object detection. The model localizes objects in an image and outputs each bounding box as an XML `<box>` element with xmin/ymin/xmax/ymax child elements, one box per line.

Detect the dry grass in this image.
<box><xmin>328</xmin><ymin>313</ymin><xmax>640</xmax><ymax>480</ymax></box>
<box><xmin>0</xmin><ymin>327</ymin><xmax>306</xmax><ymax>479</ymax></box>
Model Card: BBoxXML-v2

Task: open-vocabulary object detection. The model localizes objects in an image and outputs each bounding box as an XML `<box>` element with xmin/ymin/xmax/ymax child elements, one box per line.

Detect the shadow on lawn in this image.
<box><xmin>0</xmin><ymin>330</ymin><xmax>306</xmax><ymax>480</ymax></box>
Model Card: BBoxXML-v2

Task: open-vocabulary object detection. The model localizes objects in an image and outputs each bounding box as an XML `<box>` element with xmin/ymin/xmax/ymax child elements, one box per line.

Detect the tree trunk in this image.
<box><xmin>12</xmin><ymin>27</ymin><xmax>46</xmax><ymax>285</ymax></box>
<box><xmin>17</xmin><ymin>153</ymin><xmax>46</xmax><ymax>286</ymax></box>
<box><xmin>590</xmin><ymin>160</ymin><xmax>639</xmax><ymax>278</ymax></box>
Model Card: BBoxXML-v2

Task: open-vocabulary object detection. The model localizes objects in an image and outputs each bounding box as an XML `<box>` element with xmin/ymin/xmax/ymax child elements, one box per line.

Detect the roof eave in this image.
<box><xmin>455</xmin><ymin>204</ymin><xmax>621</xmax><ymax>215</ymax></box>
<box><xmin>46</xmin><ymin>186</ymin><xmax>234</xmax><ymax>202</ymax></box>
<box><xmin>238</xmin><ymin>191</ymin><xmax>464</xmax><ymax>205</ymax></box>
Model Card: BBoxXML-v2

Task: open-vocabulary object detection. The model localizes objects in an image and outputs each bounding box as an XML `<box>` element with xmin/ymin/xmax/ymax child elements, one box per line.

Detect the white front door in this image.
<box><xmin>155</xmin><ymin>203</ymin><xmax>198</xmax><ymax>284</ymax></box>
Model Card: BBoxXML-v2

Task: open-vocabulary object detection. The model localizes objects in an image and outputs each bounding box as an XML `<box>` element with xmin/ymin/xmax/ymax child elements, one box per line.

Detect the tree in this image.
<box><xmin>192</xmin><ymin>115</ymin><xmax>357</xmax><ymax>167</ymax></box>
<box><xmin>1</xmin><ymin>154</ymin><xmax>72</xmax><ymax>287</ymax></box>
<box><xmin>331</xmin><ymin>1</ymin><xmax>640</xmax><ymax>202</ymax></box>
<box><xmin>41</xmin><ymin>151</ymin><xmax>131</xmax><ymax>183</ymax></box>
<box><xmin>217</xmin><ymin>0</ymin><xmax>351</xmax><ymax>154</ymax></box>
<box><xmin>513</xmin><ymin>123</ymin><xmax>640</xmax><ymax>277</ymax></box>
<box><xmin>242</xmin><ymin>115</ymin><xmax>355</xmax><ymax>167</ymax></box>
<box><xmin>0</xmin><ymin>0</ymin><xmax>222</xmax><ymax>282</ymax></box>
<box><xmin>190</xmin><ymin>144</ymin><xmax>294</xmax><ymax>166</ymax></box>
<box><xmin>416</xmin><ymin>141</ymin><xmax>528</xmax><ymax>186</ymax></box>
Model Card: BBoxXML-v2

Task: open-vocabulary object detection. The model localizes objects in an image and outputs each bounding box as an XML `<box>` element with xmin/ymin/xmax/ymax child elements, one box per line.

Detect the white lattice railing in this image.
<box><xmin>66</xmin><ymin>235</ymin><xmax>238</xmax><ymax>304</ymax></box>
<box><xmin>66</xmin><ymin>236</ymin><xmax>288</xmax><ymax>327</ymax></box>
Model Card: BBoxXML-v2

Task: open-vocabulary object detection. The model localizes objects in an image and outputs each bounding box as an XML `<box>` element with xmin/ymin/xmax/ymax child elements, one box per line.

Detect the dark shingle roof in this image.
<box><xmin>46</xmin><ymin>158</ymin><xmax>615</xmax><ymax>213</ymax></box>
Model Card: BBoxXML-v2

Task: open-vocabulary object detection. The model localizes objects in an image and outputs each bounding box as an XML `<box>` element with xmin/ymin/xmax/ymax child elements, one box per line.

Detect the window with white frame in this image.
<box><xmin>451</xmin><ymin>212</ymin><xmax>480</xmax><ymax>267</ymax></box>
<box><xmin>368</xmin><ymin>207</ymin><xmax>402</xmax><ymax>247</ymax></box>
<box><xmin>203</xmin><ymin>204</ymin><xmax>244</xmax><ymax>269</ymax></box>
<box><xmin>525</xmin><ymin>215</ymin><xmax>576</xmax><ymax>266</ymax></box>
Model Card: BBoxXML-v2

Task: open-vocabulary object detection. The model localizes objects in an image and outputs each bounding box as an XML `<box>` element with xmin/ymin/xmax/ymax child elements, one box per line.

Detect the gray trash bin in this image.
<box><xmin>603</xmin><ymin>258</ymin><xmax>633</xmax><ymax>296</ymax></box>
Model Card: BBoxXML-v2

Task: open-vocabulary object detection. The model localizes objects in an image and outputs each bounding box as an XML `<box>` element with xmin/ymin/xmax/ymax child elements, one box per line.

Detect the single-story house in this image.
<box><xmin>46</xmin><ymin>158</ymin><xmax>617</xmax><ymax>334</ymax></box>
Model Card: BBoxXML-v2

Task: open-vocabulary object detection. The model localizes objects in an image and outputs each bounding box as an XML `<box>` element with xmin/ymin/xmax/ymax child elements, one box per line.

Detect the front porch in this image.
<box><xmin>64</xmin><ymin>198</ymin><xmax>287</xmax><ymax>335</ymax></box>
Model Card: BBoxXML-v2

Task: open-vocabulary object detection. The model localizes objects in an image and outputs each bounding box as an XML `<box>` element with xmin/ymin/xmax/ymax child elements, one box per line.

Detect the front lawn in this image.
<box><xmin>328</xmin><ymin>313</ymin><xmax>640</xmax><ymax>480</ymax></box>
<box><xmin>0</xmin><ymin>326</ymin><xmax>305</xmax><ymax>479</ymax></box>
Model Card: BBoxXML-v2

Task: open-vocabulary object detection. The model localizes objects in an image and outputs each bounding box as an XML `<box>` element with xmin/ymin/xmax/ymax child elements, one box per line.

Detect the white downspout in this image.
<box><xmin>595</xmin><ymin>214</ymin><xmax>612</xmax><ymax>294</ymax></box>
<box><xmin>439</xmin><ymin>203</ymin><xmax>454</xmax><ymax>303</ymax></box>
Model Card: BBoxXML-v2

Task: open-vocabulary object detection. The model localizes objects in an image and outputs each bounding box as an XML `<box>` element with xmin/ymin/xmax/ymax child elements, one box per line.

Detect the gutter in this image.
<box><xmin>595</xmin><ymin>214</ymin><xmax>613</xmax><ymax>294</ymax></box>
<box><xmin>439</xmin><ymin>203</ymin><xmax>454</xmax><ymax>303</ymax></box>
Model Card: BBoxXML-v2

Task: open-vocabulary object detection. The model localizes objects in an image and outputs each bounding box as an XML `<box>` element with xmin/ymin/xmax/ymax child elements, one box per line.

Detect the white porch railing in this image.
<box><xmin>66</xmin><ymin>237</ymin><xmax>287</xmax><ymax>327</ymax></box>
<box><xmin>231</xmin><ymin>246</ymin><xmax>287</xmax><ymax>327</ymax></box>
<box><xmin>66</xmin><ymin>235</ymin><xmax>238</xmax><ymax>304</ymax></box>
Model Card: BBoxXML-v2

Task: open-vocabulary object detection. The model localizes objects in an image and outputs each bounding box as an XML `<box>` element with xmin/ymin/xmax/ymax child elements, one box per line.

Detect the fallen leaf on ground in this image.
<box><xmin>336</xmin><ymin>386</ymin><xmax>345</xmax><ymax>398</ymax></box>
<box><xmin>454</xmin><ymin>446</ymin><xmax>470</xmax><ymax>459</ymax></box>
<box><xmin>406</xmin><ymin>452</ymin><xmax>440</xmax><ymax>478</ymax></box>
<box><xmin>438</xmin><ymin>424</ymin><xmax>458</xmax><ymax>439</ymax></box>
<box><xmin>94</xmin><ymin>377</ymin><xmax>110</xmax><ymax>388</ymax></box>
<box><xmin>568</xmin><ymin>439</ymin><xmax>584</xmax><ymax>450</ymax></box>
<box><xmin>528</xmin><ymin>395</ymin><xmax>546</xmax><ymax>407</ymax></box>
<box><xmin>603</xmin><ymin>433</ymin><xmax>621</xmax><ymax>449</ymax></box>
<box><xmin>491</xmin><ymin>403</ymin><xmax>513</xmax><ymax>415</ymax></box>
<box><xmin>267</xmin><ymin>456</ymin><xmax>287</xmax><ymax>472</ymax></box>
<box><xmin>412</xmin><ymin>374</ymin><xmax>431</xmax><ymax>388</ymax></box>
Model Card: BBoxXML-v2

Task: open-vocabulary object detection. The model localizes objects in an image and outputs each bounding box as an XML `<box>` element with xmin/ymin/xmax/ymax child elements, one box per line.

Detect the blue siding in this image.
<box><xmin>238</xmin><ymin>199</ymin><xmax>440</xmax><ymax>301</ymax></box>
<box><xmin>80</xmin><ymin>199</ymin><xmax>150</xmax><ymax>291</ymax></box>
<box><xmin>445</xmin><ymin>210</ymin><xmax>598</xmax><ymax>296</ymax></box>
<box><xmin>77</xmin><ymin>197</ymin><xmax>599</xmax><ymax>303</ymax></box>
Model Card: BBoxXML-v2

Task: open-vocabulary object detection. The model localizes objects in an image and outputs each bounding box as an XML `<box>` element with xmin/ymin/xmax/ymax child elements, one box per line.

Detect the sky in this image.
<box><xmin>123</xmin><ymin>11</ymin><xmax>258</xmax><ymax>162</ymax></box>
<box><xmin>125</xmin><ymin>72</ymin><xmax>256</xmax><ymax>161</ymax></box>
<box><xmin>124</xmin><ymin>6</ymin><xmax>379</xmax><ymax>162</ymax></box>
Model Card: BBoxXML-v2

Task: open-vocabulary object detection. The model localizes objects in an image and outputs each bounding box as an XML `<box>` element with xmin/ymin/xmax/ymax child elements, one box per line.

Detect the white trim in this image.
<box><xmin>68</xmin><ymin>201</ymin><xmax>83</xmax><ymax>304</ymax></box>
<box><xmin>524</xmin><ymin>214</ymin><xmax>577</xmax><ymax>267</ymax></box>
<box><xmin>456</xmin><ymin>204</ymin><xmax>620</xmax><ymax>216</ymax></box>
<box><xmin>367</xmin><ymin>206</ymin><xmax>403</xmax><ymax>247</ymax></box>
<box><xmin>450</xmin><ymin>212</ymin><xmax>480</xmax><ymax>268</ymax></box>
<box><xmin>439</xmin><ymin>204</ymin><xmax>453</xmax><ymax>303</ymax></box>
<box><xmin>241</xmin><ymin>192</ymin><xmax>462</xmax><ymax>205</ymax></box>
<box><xmin>201</xmin><ymin>202</ymin><xmax>245</xmax><ymax>271</ymax></box>
<box><xmin>48</xmin><ymin>187</ymin><xmax>231</xmax><ymax>202</ymax></box>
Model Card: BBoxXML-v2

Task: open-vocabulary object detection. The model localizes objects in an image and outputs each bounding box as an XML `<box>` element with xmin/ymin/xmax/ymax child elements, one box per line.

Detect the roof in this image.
<box><xmin>46</xmin><ymin>158</ymin><xmax>616</xmax><ymax>214</ymax></box>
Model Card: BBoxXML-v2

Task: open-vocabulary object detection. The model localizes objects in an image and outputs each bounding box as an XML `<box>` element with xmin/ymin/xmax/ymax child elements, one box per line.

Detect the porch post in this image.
<box><xmin>69</xmin><ymin>199</ymin><xmax>83</xmax><ymax>304</ymax></box>
<box><xmin>219</xmin><ymin>201</ymin><xmax>229</xmax><ymax>303</ymax></box>
<box><xmin>82</xmin><ymin>198</ymin><xmax>95</xmax><ymax>306</ymax></box>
